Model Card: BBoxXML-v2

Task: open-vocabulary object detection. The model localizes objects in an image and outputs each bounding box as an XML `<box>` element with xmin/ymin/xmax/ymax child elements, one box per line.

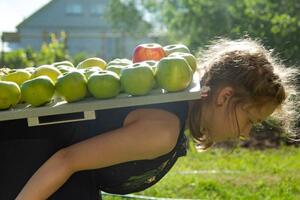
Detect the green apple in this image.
<box><xmin>53</xmin><ymin>60</ymin><xmax>74</xmax><ymax>68</ymax></box>
<box><xmin>21</xmin><ymin>76</ymin><xmax>55</xmax><ymax>107</ymax></box>
<box><xmin>163</xmin><ymin>44</ymin><xmax>190</xmax><ymax>56</ymax></box>
<box><xmin>83</xmin><ymin>67</ymin><xmax>103</xmax><ymax>79</ymax></box>
<box><xmin>107</xmin><ymin>58</ymin><xmax>132</xmax><ymax>67</ymax></box>
<box><xmin>31</xmin><ymin>65</ymin><xmax>62</xmax><ymax>83</ymax></box>
<box><xmin>56</xmin><ymin>65</ymin><xmax>76</xmax><ymax>74</ymax></box>
<box><xmin>168</xmin><ymin>52</ymin><xmax>197</xmax><ymax>73</ymax></box>
<box><xmin>106</xmin><ymin>65</ymin><xmax>129</xmax><ymax>76</ymax></box>
<box><xmin>3</xmin><ymin>69</ymin><xmax>32</xmax><ymax>85</ymax></box>
<box><xmin>0</xmin><ymin>81</ymin><xmax>21</xmax><ymax>109</ymax></box>
<box><xmin>156</xmin><ymin>57</ymin><xmax>193</xmax><ymax>92</ymax></box>
<box><xmin>0</xmin><ymin>68</ymin><xmax>11</xmax><ymax>75</ymax></box>
<box><xmin>106</xmin><ymin>58</ymin><xmax>131</xmax><ymax>78</ymax></box>
<box><xmin>55</xmin><ymin>71</ymin><xmax>88</xmax><ymax>103</ymax></box>
<box><xmin>0</xmin><ymin>68</ymin><xmax>12</xmax><ymax>81</ymax></box>
<box><xmin>120</xmin><ymin>63</ymin><xmax>155</xmax><ymax>96</ymax></box>
<box><xmin>140</xmin><ymin>60</ymin><xmax>159</xmax><ymax>89</ymax></box>
<box><xmin>141</xmin><ymin>60</ymin><xmax>157</xmax><ymax>73</ymax></box>
<box><xmin>75</xmin><ymin>67</ymin><xmax>101</xmax><ymax>98</ymax></box>
<box><xmin>24</xmin><ymin>67</ymin><xmax>36</xmax><ymax>74</ymax></box>
<box><xmin>88</xmin><ymin>71</ymin><xmax>120</xmax><ymax>99</ymax></box>
<box><xmin>106</xmin><ymin>65</ymin><xmax>129</xmax><ymax>93</ymax></box>
<box><xmin>76</xmin><ymin>57</ymin><xmax>107</xmax><ymax>70</ymax></box>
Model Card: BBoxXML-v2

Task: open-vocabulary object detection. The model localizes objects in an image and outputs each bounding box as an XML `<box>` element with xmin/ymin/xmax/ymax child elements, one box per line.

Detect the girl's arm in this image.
<box><xmin>16</xmin><ymin>108</ymin><xmax>180</xmax><ymax>200</ymax></box>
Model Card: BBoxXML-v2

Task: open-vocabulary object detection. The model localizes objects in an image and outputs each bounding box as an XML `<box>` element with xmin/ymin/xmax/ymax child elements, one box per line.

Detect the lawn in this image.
<box><xmin>103</xmin><ymin>145</ymin><xmax>300</xmax><ymax>200</ymax></box>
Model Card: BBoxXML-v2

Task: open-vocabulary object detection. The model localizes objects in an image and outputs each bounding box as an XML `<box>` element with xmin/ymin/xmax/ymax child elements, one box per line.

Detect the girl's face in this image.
<box><xmin>203</xmin><ymin>87</ymin><xmax>278</xmax><ymax>143</ymax></box>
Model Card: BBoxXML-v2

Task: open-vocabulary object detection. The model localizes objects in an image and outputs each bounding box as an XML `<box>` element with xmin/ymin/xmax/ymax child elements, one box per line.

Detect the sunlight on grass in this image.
<box><xmin>103</xmin><ymin>146</ymin><xmax>300</xmax><ymax>200</ymax></box>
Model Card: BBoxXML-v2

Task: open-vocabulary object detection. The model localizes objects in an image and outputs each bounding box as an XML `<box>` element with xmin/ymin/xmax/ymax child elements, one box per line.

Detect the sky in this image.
<box><xmin>0</xmin><ymin>0</ymin><xmax>50</xmax><ymax>33</ymax></box>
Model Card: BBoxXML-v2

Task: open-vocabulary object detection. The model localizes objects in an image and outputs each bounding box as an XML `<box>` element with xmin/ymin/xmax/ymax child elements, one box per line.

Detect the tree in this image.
<box><xmin>105</xmin><ymin>0</ymin><xmax>300</xmax><ymax>65</ymax></box>
<box><xmin>35</xmin><ymin>32</ymin><xmax>70</xmax><ymax>65</ymax></box>
<box><xmin>1</xmin><ymin>32</ymin><xmax>71</xmax><ymax>68</ymax></box>
<box><xmin>104</xmin><ymin>0</ymin><xmax>152</xmax><ymax>38</ymax></box>
<box><xmin>229</xmin><ymin>0</ymin><xmax>300</xmax><ymax>65</ymax></box>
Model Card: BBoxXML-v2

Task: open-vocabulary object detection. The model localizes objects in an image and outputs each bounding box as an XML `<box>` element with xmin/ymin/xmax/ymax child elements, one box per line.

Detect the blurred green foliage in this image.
<box><xmin>104</xmin><ymin>0</ymin><xmax>152</xmax><ymax>38</ymax></box>
<box><xmin>0</xmin><ymin>32</ymin><xmax>74</xmax><ymax>69</ymax></box>
<box><xmin>1</xmin><ymin>49</ymin><xmax>34</xmax><ymax>68</ymax></box>
<box><xmin>35</xmin><ymin>32</ymin><xmax>71</xmax><ymax>66</ymax></box>
<box><xmin>106</xmin><ymin>0</ymin><xmax>300</xmax><ymax>65</ymax></box>
<box><xmin>104</xmin><ymin>146</ymin><xmax>300</xmax><ymax>199</ymax></box>
<box><xmin>72</xmin><ymin>52</ymin><xmax>88</xmax><ymax>67</ymax></box>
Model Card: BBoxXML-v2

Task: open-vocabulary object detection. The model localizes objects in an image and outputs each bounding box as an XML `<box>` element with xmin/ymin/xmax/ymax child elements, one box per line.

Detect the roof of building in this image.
<box><xmin>16</xmin><ymin>0</ymin><xmax>55</xmax><ymax>29</ymax></box>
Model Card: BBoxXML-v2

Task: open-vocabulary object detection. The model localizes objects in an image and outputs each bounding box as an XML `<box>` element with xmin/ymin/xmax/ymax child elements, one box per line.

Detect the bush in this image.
<box><xmin>71</xmin><ymin>52</ymin><xmax>88</xmax><ymax>67</ymax></box>
<box><xmin>35</xmin><ymin>32</ymin><xmax>71</xmax><ymax>66</ymax></box>
<box><xmin>1</xmin><ymin>49</ymin><xmax>33</xmax><ymax>69</ymax></box>
<box><xmin>1</xmin><ymin>32</ymin><xmax>71</xmax><ymax>68</ymax></box>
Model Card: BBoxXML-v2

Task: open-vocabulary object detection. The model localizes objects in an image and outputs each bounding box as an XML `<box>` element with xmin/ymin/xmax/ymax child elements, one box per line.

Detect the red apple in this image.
<box><xmin>132</xmin><ymin>43</ymin><xmax>165</xmax><ymax>63</ymax></box>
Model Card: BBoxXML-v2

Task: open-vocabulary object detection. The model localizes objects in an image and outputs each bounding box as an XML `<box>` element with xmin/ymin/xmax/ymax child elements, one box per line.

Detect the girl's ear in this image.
<box><xmin>216</xmin><ymin>86</ymin><xmax>234</xmax><ymax>106</ymax></box>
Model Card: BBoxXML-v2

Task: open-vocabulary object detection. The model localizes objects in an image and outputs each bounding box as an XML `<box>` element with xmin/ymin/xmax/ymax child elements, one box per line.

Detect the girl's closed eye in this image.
<box><xmin>249</xmin><ymin>118</ymin><xmax>256</xmax><ymax>125</ymax></box>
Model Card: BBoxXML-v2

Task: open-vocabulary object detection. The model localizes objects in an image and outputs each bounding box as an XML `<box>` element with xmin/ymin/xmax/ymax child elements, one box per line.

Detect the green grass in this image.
<box><xmin>103</xmin><ymin>146</ymin><xmax>300</xmax><ymax>200</ymax></box>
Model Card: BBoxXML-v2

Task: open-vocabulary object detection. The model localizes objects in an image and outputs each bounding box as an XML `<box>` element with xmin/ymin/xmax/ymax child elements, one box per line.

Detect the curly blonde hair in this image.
<box><xmin>188</xmin><ymin>38</ymin><xmax>299</xmax><ymax>151</ymax></box>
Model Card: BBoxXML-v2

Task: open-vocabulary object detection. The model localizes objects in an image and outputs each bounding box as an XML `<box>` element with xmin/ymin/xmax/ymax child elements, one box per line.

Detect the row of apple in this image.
<box><xmin>0</xmin><ymin>43</ymin><xmax>197</xmax><ymax>110</ymax></box>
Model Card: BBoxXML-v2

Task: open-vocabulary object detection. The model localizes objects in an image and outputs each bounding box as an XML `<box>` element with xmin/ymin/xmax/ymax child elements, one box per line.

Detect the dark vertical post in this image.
<box><xmin>0</xmin><ymin>33</ymin><xmax>5</xmax><ymax>67</ymax></box>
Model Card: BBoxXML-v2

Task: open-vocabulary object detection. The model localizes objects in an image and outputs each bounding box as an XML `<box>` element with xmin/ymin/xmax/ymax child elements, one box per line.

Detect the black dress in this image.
<box><xmin>0</xmin><ymin>100</ymin><xmax>189</xmax><ymax>200</ymax></box>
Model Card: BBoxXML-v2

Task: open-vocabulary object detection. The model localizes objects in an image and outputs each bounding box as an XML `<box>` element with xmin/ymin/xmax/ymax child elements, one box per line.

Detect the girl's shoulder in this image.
<box><xmin>95</xmin><ymin>100</ymin><xmax>189</xmax><ymax>133</ymax></box>
<box><xmin>122</xmin><ymin>100</ymin><xmax>189</xmax><ymax>126</ymax></box>
<box><xmin>123</xmin><ymin>107</ymin><xmax>180</xmax><ymax>127</ymax></box>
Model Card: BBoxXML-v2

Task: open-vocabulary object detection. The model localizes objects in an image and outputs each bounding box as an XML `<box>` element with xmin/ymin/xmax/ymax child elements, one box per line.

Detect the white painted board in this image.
<box><xmin>0</xmin><ymin>73</ymin><xmax>202</xmax><ymax>124</ymax></box>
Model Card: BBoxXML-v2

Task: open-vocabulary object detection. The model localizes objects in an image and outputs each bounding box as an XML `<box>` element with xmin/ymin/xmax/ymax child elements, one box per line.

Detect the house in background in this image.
<box><xmin>11</xmin><ymin>0</ymin><xmax>154</xmax><ymax>60</ymax></box>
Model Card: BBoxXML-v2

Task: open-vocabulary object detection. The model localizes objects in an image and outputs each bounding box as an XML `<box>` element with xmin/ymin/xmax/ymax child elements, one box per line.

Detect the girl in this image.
<box><xmin>15</xmin><ymin>38</ymin><xmax>298</xmax><ymax>200</ymax></box>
